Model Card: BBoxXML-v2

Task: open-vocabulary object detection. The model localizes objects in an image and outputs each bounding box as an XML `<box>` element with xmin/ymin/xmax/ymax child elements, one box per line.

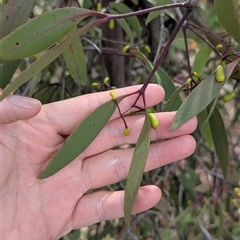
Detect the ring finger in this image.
<box><xmin>81</xmin><ymin>134</ymin><xmax>196</xmax><ymax>190</ymax></box>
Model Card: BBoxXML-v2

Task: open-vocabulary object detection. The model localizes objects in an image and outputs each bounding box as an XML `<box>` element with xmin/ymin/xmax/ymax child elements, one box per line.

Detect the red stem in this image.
<box><xmin>140</xmin><ymin>6</ymin><xmax>193</xmax><ymax>93</ymax></box>
<box><xmin>107</xmin><ymin>2</ymin><xmax>189</xmax><ymax>20</ymax></box>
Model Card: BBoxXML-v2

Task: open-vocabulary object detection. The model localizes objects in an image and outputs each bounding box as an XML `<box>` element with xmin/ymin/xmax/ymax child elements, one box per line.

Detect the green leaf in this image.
<box><xmin>172</xmin><ymin>38</ymin><xmax>194</xmax><ymax>51</ymax></box>
<box><xmin>39</xmin><ymin>98</ymin><xmax>120</xmax><ymax>179</ymax></box>
<box><xmin>0</xmin><ymin>0</ymin><xmax>36</xmax><ymax>88</ymax></box>
<box><xmin>124</xmin><ymin>110</ymin><xmax>151</xmax><ymax>227</ymax></box>
<box><xmin>130</xmin><ymin>48</ymin><xmax>162</xmax><ymax>85</ymax></box>
<box><xmin>201</xmin><ymin>96</ymin><xmax>219</xmax><ymax>127</ymax></box>
<box><xmin>0</xmin><ymin>0</ymin><xmax>36</xmax><ymax>38</ymax></box>
<box><xmin>163</xmin><ymin>85</ymin><xmax>183</xmax><ymax>112</ymax></box>
<box><xmin>192</xmin><ymin>44</ymin><xmax>212</xmax><ymax>75</ymax></box>
<box><xmin>179</xmin><ymin>172</ymin><xmax>197</xmax><ymax>198</ymax></box>
<box><xmin>0</xmin><ymin>60</ymin><xmax>21</xmax><ymax>88</ymax></box>
<box><xmin>28</xmin><ymin>72</ymin><xmax>40</xmax><ymax>97</ymax></box>
<box><xmin>214</xmin><ymin>0</ymin><xmax>240</xmax><ymax>44</ymax></box>
<box><xmin>208</xmin><ymin>106</ymin><xmax>229</xmax><ymax>178</ymax></box>
<box><xmin>62</xmin><ymin>38</ymin><xmax>88</xmax><ymax>85</ymax></box>
<box><xmin>197</xmin><ymin>109</ymin><xmax>213</xmax><ymax>149</ymax></box>
<box><xmin>109</xmin><ymin>9</ymin><xmax>134</xmax><ymax>44</ymax></box>
<box><xmin>0</xmin><ymin>23</ymin><xmax>92</xmax><ymax>101</ymax></box>
<box><xmin>196</xmin><ymin>25</ymin><xmax>232</xmax><ymax>51</ymax></box>
<box><xmin>194</xmin><ymin>25</ymin><xmax>240</xmax><ymax>77</ymax></box>
<box><xmin>110</xmin><ymin>2</ymin><xmax>142</xmax><ymax>40</ymax></box>
<box><xmin>145</xmin><ymin>0</ymin><xmax>171</xmax><ymax>25</ymax></box>
<box><xmin>0</xmin><ymin>8</ymin><xmax>93</xmax><ymax>60</ymax></box>
<box><xmin>157</xmin><ymin>68</ymin><xmax>176</xmax><ymax>100</ymax></box>
<box><xmin>171</xmin><ymin>60</ymin><xmax>239</xmax><ymax>130</ymax></box>
<box><xmin>130</xmin><ymin>0</ymin><xmax>138</xmax><ymax>4</ymax></box>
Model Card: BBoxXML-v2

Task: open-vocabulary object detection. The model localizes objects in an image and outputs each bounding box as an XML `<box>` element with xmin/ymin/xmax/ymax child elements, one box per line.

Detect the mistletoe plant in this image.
<box><xmin>0</xmin><ymin>0</ymin><xmax>239</xmax><ymax>227</ymax></box>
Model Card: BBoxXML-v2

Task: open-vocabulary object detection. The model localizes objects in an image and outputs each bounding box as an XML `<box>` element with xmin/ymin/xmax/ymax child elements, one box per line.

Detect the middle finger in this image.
<box><xmin>82</xmin><ymin>111</ymin><xmax>197</xmax><ymax>158</ymax></box>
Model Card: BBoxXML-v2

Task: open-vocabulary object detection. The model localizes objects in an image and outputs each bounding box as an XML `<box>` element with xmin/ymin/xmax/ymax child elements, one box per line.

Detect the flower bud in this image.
<box><xmin>222</xmin><ymin>91</ymin><xmax>236</xmax><ymax>102</ymax></box>
<box><xmin>109</xmin><ymin>91</ymin><xmax>117</xmax><ymax>100</ymax></box>
<box><xmin>109</xmin><ymin>19</ymin><xmax>115</xmax><ymax>30</ymax></box>
<box><xmin>96</xmin><ymin>2</ymin><xmax>102</xmax><ymax>12</ymax></box>
<box><xmin>186</xmin><ymin>78</ymin><xmax>192</xmax><ymax>85</ymax></box>
<box><xmin>91</xmin><ymin>82</ymin><xmax>98</xmax><ymax>87</ymax></box>
<box><xmin>104</xmin><ymin>77</ymin><xmax>110</xmax><ymax>84</ymax></box>
<box><xmin>144</xmin><ymin>45</ymin><xmax>151</xmax><ymax>54</ymax></box>
<box><xmin>123</xmin><ymin>127</ymin><xmax>130</xmax><ymax>136</ymax></box>
<box><xmin>192</xmin><ymin>71</ymin><xmax>200</xmax><ymax>79</ymax></box>
<box><xmin>215</xmin><ymin>65</ymin><xmax>225</xmax><ymax>82</ymax></box>
<box><xmin>149</xmin><ymin>113</ymin><xmax>159</xmax><ymax>129</ymax></box>
<box><xmin>216</xmin><ymin>44</ymin><xmax>223</xmax><ymax>50</ymax></box>
<box><xmin>122</xmin><ymin>45</ymin><xmax>130</xmax><ymax>53</ymax></box>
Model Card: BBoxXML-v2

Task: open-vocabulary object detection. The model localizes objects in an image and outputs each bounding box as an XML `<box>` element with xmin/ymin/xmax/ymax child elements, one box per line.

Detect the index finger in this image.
<box><xmin>42</xmin><ymin>84</ymin><xmax>164</xmax><ymax>136</ymax></box>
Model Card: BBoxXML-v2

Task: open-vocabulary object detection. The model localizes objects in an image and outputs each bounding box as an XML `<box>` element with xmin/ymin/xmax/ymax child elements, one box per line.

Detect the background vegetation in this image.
<box><xmin>1</xmin><ymin>0</ymin><xmax>239</xmax><ymax>239</ymax></box>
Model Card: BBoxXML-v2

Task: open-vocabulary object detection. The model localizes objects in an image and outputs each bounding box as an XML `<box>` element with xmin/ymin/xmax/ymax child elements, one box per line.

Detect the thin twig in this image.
<box><xmin>198</xmin><ymin>221</ymin><xmax>214</xmax><ymax>240</ymax></box>
<box><xmin>153</xmin><ymin>12</ymin><xmax>165</xmax><ymax>64</ymax></box>
<box><xmin>108</xmin><ymin>2</ymin><xmax>189</xmax><ymax>20</ymax></box>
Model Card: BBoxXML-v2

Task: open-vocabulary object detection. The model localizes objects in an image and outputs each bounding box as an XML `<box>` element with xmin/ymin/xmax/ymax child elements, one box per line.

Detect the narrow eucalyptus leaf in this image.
<box><xmin>157</xmin><ymin>68</ymin><xmax>176</xmax><ymax>100</ymax></box>
<box><xmin>145</xmin><ymin>0</ymin><xmax>171</xmax><ymax>25</ymax></box>
<box><xmin>208</xmin><ymin>106</ymin><xmax>229</xmax><ymax>178</ymax></box>
<box><xmin>62</xmin><ymin>38</ymin><xmax>88</xmax><ymax>85</ymax></box>
<box><xmin>0</xmin><ymin>0</ymin><xmax>36</xmax><ymax>38</ymax></box>
<box><xmin>163</xmin><ymin>85</ymin><xmax>183</xmax><ymax>112</ymax></box>
<box><xmin>197</xmin><ymin>109</ymin><xmax>213</xmax><ymax>149</ymax></box>
<box><xmin>39</xmin><ymin>99</ymin><xmax>120</xmax><ymax>179</ymax></box>
<box><xmin>192</xmin><ymin>44</ymin><xmax>212</xmax><ymax>75</ymax></box>
<box><xmin>214</xmin><ymin>0</ymin><xmax>240</xmax><ymax>44</ymax></box>
<box><xmin>0</xmin><ymin>8</ymin><xmax>93</xmax><ymax>60</ymax></box>
<box><xmin>0</xmin><ymin>23</ymin><xmax>92</xmax><ymax>101</ymax></box>
<box><xmin>171</xmin><ymin>60</ymin><xmax>239</xmax><ymax>130</ymax></box>
<box><xmin>124</xmin><ymin>110</ymin><xmax>151</xmax><ymax>227</ymax></box>
<box><xmin>201</xmin><ymin>96</ymin><xmax>219</xmax><ymax>127</ymax></box>
<box><xmin>0</xmin><ymin>60</ymin><xmax>21</xmax><ymax>88</ymax></box>
<box><xmin>0</xmin><ymin>0</ymin><xmax>36</xmax><ymax>87</ymax></box>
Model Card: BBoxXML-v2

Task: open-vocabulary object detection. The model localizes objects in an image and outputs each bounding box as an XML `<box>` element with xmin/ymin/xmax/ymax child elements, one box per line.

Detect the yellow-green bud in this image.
<box><xmin>186</xmin><ymin>78</ymin><xmax>192</xmax><ymax>85</ymax></box>
<box><xmin>91</xmin><ymin>82</ymin><xmax>98</xmax><ymax>87</ymax></box>
<box><xmin>123</xmin><ymin>127</ymin><xmax>130</xmax><ymax>136</ymax></box>
<box><xmin>96</xmin><ymin>2</ymin><xmax>102</xmax><ymax>12</ymax></box>
<box><xmin>216</xmin><ymin>60</ymin><xmax>226</xmax><ymax>67</ymax></box>
<box><xmin>144</xmin><ymin>45</ymin><xmax>151</xmax><ymax>54</ymax></box>
<box><xmin>109</xmin><ymin>19</ymin><xmax>115</xmax><ymax>30</ymax></box>
<box><xmin>216</xmin><ymin>44</ymin><xmax>223</xmax><ymax>50</ymax></box>
<box><xmin>149</xmin><ymin>113</ymin><xmax>159</xmax><ymax>129</ymax></box>
<box><xmin>104</xmin><ymin>77</ymin><xmax>110</xmax><ymax>84</ymax></box>
<box><xmin>33</xmin><ymin>54</ymin><xmax>39</xmax><ymax>59</ymax></box>
<box><xmin>234</xmin><ymin>187</ymin><xmax>240</xmax><ymax>193</ymax></box>
<box><xmin>147</xmin><ymin>107</ymin><xmax>157</xmax><ymax>113</ymax></box>
<box><xmin>221</xmin><ymin>61</ymin><xmax>226</xmax><ymax>67</ymax></box>
<box><xmin>222</xmin><ymin>91</ymin><xmax>236</xmax><ymax>102</ymax></box>
<box><xmin>192</xmin><ymin>71</ymin><xmax>200</xmax><ymax>79</ymax></box>
<box><xmin>215</xmin><ymin>65</ymin><xmax>225</xmax><ymax>82</ymax></box>
<box><xmin>122</xmin><ymin>45</ymin><xmax>130</xmax><ymax>53</ymax></box>
<box><xmin>109</xmin><ymin>91</ymin><xmax>117</xmax><ymax>100</ymax></box>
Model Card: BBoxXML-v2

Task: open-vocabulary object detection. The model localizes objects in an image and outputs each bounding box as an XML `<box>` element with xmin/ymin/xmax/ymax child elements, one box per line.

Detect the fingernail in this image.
<box><xmin>8</xmin><ymin>95</ymin><xmax>39</xmax><ymax>109</ymax></box>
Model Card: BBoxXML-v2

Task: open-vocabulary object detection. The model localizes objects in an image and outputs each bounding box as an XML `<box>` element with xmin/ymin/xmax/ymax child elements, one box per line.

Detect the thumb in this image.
<box><xmin>0</xmin><ymin>95</ymin><xmax>42</xmax><ymax>124</ymax></box>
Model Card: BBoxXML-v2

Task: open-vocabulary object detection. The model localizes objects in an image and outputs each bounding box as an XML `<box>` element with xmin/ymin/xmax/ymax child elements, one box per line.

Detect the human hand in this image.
<box><xmin>1</xmin><ymin>84</ymin><xmax>197</xmax><ymax>240</ymax></box>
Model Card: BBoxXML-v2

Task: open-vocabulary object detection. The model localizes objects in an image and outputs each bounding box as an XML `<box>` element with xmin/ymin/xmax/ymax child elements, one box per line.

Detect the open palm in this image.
<box><xmin>1</xmin><ymin>84</ymin><xmax>197</xmax><ymax>240</ymax></box>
